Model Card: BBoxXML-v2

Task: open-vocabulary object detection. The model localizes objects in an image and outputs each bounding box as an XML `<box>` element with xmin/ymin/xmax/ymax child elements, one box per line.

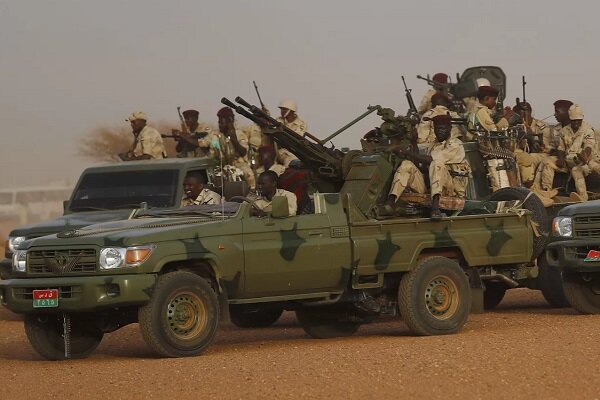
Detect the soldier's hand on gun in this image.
<box><xmin>261</xmin><ymin>105</ymin><xmax>271</xmax><ymax>116</ymax></box>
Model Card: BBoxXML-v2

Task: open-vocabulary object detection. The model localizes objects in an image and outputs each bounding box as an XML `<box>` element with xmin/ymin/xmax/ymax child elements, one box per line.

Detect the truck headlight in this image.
<box><xmin>553</xmin><ymin>217</ymin><xmax>573</xmax><ymax>237</ymax></box>
<box><xmin>99</xmin><ymin>248</ymin><xmax>126</xmax><ymax>270</ymax></box>
<box><xmin>7</xmin><ymin>236</ymin><xmax>26</xmax><ymax>253</ymax></box>
<box><xmin>99</xmin><ymin>245</ymin><xmax>155</xmax><ymax>270</ymax></box>
<box><xmin>12</xmin><ymin>250</ymin><xmax>27</xmax><ymax>272</ymax></box>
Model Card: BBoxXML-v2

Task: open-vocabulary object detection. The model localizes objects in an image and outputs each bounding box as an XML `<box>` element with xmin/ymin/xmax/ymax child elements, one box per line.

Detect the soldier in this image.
<box><xmin>217</xmin><ymin>107</ymin><xmax>256</xmax><ymax>190</ymax></box>
<box><xmin>255</xmin><ymin>145</ymin><xmax>286</xmax><ymax>176</ymax></box>
<box><xmin>467</xmin><ymin>86</ymin><xmax>509</xmax><ymax>133</ymax></box>
<box><xmin>563</xmin><ymin>104</ymin><xmax>597</xmax><ymax>201</ymax></box>
<box><xmin>171</xmin><ymin>109</ymin><xmax>218</xmax><ymax>158</ymax></box>
<box><xmin>249</xmin><ymin>170</ymin><xmax>297</xmax><ymax>216</ymax></box>
<box><xmin>418</xmin><ymin>73</ymin><xmax>449</xmax><ymax>115</ymax></box>
<box><xmin>181</xmin><ymin>171</ymin><xmax>222</xmax><ymax>206</ymax></box>
<box><xmin>512</xmin><ymin>101</ymin><xmax>551</xmax><ymax>186</ymax></box>
<box><xmin>536</xmin><ymin>100</ymin><xmax>578</xmax><ymax>193</ymax></box>
<box><xmin>275</xmin><ymin>99</ymin><xmax>307</xmax><ymax>167</ymax></box>
<box><xmin>119</xmin><ymin>111</ymin><xmax>166</xmax><ymax>161</ymax></box>
<box><xmin>417</xmin><ymin>93</ymin><xmax>463</xmax><ymax>144</ymax></box>
<box><xmin>387</xmin><ymin>114</ymin><xmax>470</xmax><ymax>219</ymax></box>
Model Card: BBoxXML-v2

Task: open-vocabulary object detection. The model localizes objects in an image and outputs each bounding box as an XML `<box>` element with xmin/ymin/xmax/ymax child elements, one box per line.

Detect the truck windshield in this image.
<box><xmin>69</xmin><ymin>170</ymin><xmax>178</xmax><ymax>211</ymax></box>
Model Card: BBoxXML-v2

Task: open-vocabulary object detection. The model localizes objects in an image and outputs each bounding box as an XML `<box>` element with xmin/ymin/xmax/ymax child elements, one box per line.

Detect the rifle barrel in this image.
<box><xmin>320</xmin><ymin>105</ymin><xmax>381</xmax><ymax>144</ymax></box>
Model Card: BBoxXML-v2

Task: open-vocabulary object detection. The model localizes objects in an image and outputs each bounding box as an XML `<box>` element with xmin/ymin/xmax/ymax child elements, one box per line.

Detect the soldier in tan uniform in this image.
<box><xmin>216</xmin><ymin>107</ymin><xmax>256</xmax><ymax>190</ymax></box>
<box><xmin>249</xmin><ymin>170</ymin><xmax>297</xmax><ymax>216</ymax></box>
<box><xmin>255</xmin><ymin>145</ymin><xmax>286</xmax><ymax>176</ymax></box>
<box><xmin>274</xmin><ymin>99</ymin><xmax>307</xmax><ymax>167</ymax></box>
<box><xmin>562</xmin><ymin>105</ymin><xmax>597</xmax><ymax>201</ymax></box>
<box><xmin>417</xmin><ymin>93</ymin><xmax>463</xmax><ymax>144</ymax></box>
<box><xmin>181</xmin><ymin>171</ymin><xmax>222</xmax><ymax>206</ymax></box>
<box><xmin>119</xmin><ymin>111</ymin><xmax>166</xmax><ymax>161</ymax></box>
<box><xmin>171</xmin><ymin>109</ymin><xmax>219</xmax><ymax>158</ymax></box>
<box><xmin>387</xmin><ymin>114</ymin><xmax>470</xmax><ymax>218</ymax></box>
<box><xmin>418</xmin><ymin>73</ymin><xmax>449</xmax><ymax>115</ymax></box>
<box><xmin>467</xmin><ymin>86</ymin><xmax>509</xmax><ymax>133</ymax></box>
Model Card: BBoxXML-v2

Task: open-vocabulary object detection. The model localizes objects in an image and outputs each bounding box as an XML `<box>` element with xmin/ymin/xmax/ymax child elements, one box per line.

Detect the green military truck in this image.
<box><xmin>1</xmin><ymin>158</ymin><xmax>220</xmax><ymax>279</ymax></box>
<box><xmin>0</xmin><ymin>147</ymin><xmax>540</xmax><ymax>359</ymax></box>
<box><xmin>546</xmin><ymin>200</ymin><xmax>600</xmax><ymax>314</ymax></box>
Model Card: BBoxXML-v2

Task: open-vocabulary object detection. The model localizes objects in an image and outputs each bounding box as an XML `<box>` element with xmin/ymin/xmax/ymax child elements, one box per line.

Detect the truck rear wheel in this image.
<box><xmin>398</xmin><ymin>256</ymin><xmax>471</xmax><ymax>336</ymax></box>
<box><xmin>483</xmin><ymin>282</ymin><xmax>507</xmax><ymax>310</ymax></box>
<box><xmin>562</xmin><ymin>273</ymin><xmax>600</xmax><ymax>314</ymax></box>
<box><xmin>296</xmin><ymin>308</ymin><xmax>360</xmax><ymax>339</ymax></box>
<box><xmin>229</xmin><ymin>304</ymin><xmax>283</xmax><ymax>328</ymax></box>
<box><xmin>138</xmin><ymin>271</ymin><xmax>219</xmax><ymax>357</ymax></box>
<box><xmin>24</xmin><ymin>314</ymin><xmax>103</xmax><ymax>360</ymax></box>
<box><xmin>488</xmin><ymin>187</ymin><xmax>549</xmax><ymax>260</ymax></box>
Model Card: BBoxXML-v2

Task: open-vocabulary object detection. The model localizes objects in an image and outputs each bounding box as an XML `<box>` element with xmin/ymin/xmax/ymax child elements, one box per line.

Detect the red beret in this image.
<box><xmin>553</xmin><ymin>99</ymin><xmax>573</xmax><ymax>109</ymax></box>
<box><xmin>431</xmin><ymin>92</ymin><xmax>450</xmax><ymax>106</ymax></box>
<box><xmin>182</xmin><ymin>109</ymin><xmax>199</xmax><ymax>119</ymax></box>
<box><xmin>478</xmin><ymin>85</ymin><xmax>499</xmax><ymax>98</ymax></box>
<box><xmin>431</xmin><ymin>114</ymin><xmax>452</xmax><ymax>126</ymax></box>
<box><xmin>432</xmin><ymin>73</ymin><xmax>448</xmax><ymax>84</ymax></box>
<box><xmin>217</xmin><ymin>107</ymin><xmax>234</xmax><ymax>119</ymax></box>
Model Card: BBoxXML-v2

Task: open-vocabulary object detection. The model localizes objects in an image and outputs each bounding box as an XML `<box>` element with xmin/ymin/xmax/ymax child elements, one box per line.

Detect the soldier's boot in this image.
<box><xmin>430</xmin><ymin>194</ymin><xmax>443</xmax><ymax>220</ymax></box>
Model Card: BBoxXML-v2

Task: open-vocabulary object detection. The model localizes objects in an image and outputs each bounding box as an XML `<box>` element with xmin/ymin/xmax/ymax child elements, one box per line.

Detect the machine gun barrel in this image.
<box><xmin>319</xmin><ymin>105</ymin><xmax>381</xmax><ymax>145</ymax></box>
<box><xmin>226</xmin><ymin>97</ymin><xmax>345</xmax><ymax>182</ymax></box>
<box><xmin>416</xmin><ymin>75</ymin><xmax>451</xmax><ymax>89</ymax></box>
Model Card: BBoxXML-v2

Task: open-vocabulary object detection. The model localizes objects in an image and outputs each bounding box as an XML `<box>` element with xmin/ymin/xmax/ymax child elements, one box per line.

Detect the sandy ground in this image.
<box><xmin>0</xmin><ymin>289</ymin><xmax>598</xmax><ymax>400</ymax></box>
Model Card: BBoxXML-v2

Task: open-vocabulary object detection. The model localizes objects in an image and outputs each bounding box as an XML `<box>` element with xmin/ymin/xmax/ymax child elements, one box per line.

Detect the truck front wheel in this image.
<box><xmin>562</xmin><ymin>273</ymin><xmax>600</xmax><ymax>314</ymax></box>
<box><xmin>138</xmin><ymin>271</ymin><xmax>220</xmax><ymax>357</ymax></box>
<box><xmin>398</xmin><ymin>256</ymin><xmax>471</xmax><ymax>335</ymax></box>
<box><xmin>24</xmin><ymin>314</ymin><xmax>103</xmax><ymax>360</ymax></box>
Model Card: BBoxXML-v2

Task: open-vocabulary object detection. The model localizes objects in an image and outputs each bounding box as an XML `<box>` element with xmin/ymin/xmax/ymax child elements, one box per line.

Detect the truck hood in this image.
<box><xmin>557</xmin><ymin>200</ymin><xmax>600</xmax><ymax>217</ymax></box>
<box><xmin>9</xmin><ymin>209</ymin><xmax>133</xmax><ymax>238</ymax></box>
<box><xmin>23</xmin><ymin>215</ymin><xmax>237</xmax><ymax>249</ymax></box>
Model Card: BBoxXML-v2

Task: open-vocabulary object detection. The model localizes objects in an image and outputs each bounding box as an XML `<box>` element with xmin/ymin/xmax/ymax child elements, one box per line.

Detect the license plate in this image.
<box><xmin>584</xmin><ymin>250</ymin><xmax>600</xmax><ymax>262</ymax></box>
<box><xmin>32</xmin><ymin>289</ymin><xmax>59</xmax><ymax>308</ymax></box>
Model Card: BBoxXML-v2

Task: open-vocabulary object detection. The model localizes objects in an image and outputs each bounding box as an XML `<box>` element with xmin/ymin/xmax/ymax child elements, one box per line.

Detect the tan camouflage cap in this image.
<box><xmin>568</xmin><ymin>104</ymin><xmax>584</xmax><ymax>120</ymax></box>
<box><xmin>126</xmin><ymin>111</ymin><xmax>148</xmax><ymax>122</ymax></box>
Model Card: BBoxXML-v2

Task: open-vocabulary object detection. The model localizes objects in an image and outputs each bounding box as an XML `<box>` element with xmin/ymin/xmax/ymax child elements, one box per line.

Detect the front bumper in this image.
<box><xmin>0</xmin><ymin>274</ymin><xmax>156</xmax><ymax>313</ymax></box>
<box><xmin>546</xmin><ymin>239</ymin><xmax>600</xmax><ymax>273</ymax></box>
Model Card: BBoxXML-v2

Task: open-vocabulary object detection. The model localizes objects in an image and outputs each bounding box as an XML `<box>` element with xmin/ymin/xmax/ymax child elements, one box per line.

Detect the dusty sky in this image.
<box><xmin>1</xmin><ymin>0</ymin><xmax>599</xmax><ymax>188</ymax></box>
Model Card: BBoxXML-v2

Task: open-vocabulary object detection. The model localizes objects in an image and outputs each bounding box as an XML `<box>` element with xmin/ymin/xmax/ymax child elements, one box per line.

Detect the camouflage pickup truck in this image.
<box><xmin>0</xmin><ymin>151</ymin><xmax>538</xmax><ymax>360</ymax></box>
<box><xmin>546</xmin><ymin>200</ymin><xmax>600</xmax><ymax>314</ymax></box>
<box><xmin>1</xmin><ymin>158</ymin><xmax>219</xmax><ymax>279</ymax></box>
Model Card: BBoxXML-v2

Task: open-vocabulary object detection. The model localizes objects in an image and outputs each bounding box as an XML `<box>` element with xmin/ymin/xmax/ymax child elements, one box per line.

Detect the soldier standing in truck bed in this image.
<box><xmin>171</xmin><ymin>109</ymin><xmax>219</xmax><ymax>158</ymax></box>
<box><xmin>119</xmin><ymin>111</ymin><xmax>166</xmax><ymax>161</ymax></box>
<box><xmin>273</xmin><ymin>99</ymin><xmax>307</xmax><ymax>167</ymax></box>
<box><xmin>217</xmin><ymin>107</ymin><xmax>256</xmax><ymax>190</ymax></box>
<box><xmin>418</xmin><ymin>73</ymin><xmax>449</xmax><ymax>115</ymax></box>
<box><xmin>417</xmin><ymin>93</ymin><xmax>463</xmax><ymax>144</ymax></box>
<box><xmin>386</xmin><ymin>114</ymin><xmax>470</xmax><ymax>219</ymax></box>
<box><xmin>467</xmin><ymin>86</ymin><xmax>509</xmax><ymax>133</ymax></box>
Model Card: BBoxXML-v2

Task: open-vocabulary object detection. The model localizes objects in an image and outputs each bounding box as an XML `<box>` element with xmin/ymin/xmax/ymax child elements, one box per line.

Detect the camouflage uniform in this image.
<box><xmin>275</xmin><ymin>115</ymin><xmax>307</xmax><ymax>167</ymax></box>
<box><xmin>515</xmin><ymin>118</ymin><xmax>550</xmax><ymax>184</ymax></box>
<box><xmin>133</xmin><ymin>125</ymin><xmax>166</xmax><ymax>159</ymax></box>
<box><xmin>220</xmin><ymin>127</ymin><xmax>256</xmax><ymax>190</ymax></box>
<box><xmin>389</xmin><ymin>137</ymin><xmax>470</xmax><ymax>199</ymax></box>
<box><xmin>418</xmin><ymin>88</ymin><xmax>437</xmax><ymax>115</ymax></box>
<box><xmin>249</xmin><ymin>188</ymin><xmax>297</xmax><ymax>216</ymax></box>
<box><xmin>181</xmin><ymin>188</ymin><xmax>222</xmax><ymax>206</ymax></box>
<box><xmin>418</xmin><ymin>106</ymin><xmax>462</xmax><ymax>144</ymax></box>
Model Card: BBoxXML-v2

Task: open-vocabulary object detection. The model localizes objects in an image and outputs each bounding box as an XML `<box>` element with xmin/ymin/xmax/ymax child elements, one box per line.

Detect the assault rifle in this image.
<box><xmin>401</xmin><ymin>76</ymin><xmax>419</xmax><ymax>122</ymax></box>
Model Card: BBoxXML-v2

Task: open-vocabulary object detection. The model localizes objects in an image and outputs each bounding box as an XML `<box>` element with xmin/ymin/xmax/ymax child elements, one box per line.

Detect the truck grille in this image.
<box><xmin>27</xmin><ymin>249</ymin><xmax>97</xmax><ymax>274</ymax></box>
<box><xmin>574</xmin><ymin>216</ymin><xmax>600</xmax><ymax>239</ymax></box>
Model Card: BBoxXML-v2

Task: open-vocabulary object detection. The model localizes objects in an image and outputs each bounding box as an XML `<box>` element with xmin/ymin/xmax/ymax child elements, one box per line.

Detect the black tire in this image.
<box><xmin>229</xmin><ymin>305</ymin><xmax>283</xmax><ymax>328</ymax></box>
<box><xmin>562</xmin><ymin>273</ymin><xmax>600</xmax><ymax>314</ymax></box>
<box><xmin>488</xmin><ymin>186</ymin><xmax>549</xmax><ymax>260</ymax></box>
<box><xmin>483</xmin><ymin>282</ymin><xmax>507</xmax><ymax>310</ymax></box>
<box><xmin>398</xmin><ymin>256</ymin><xmax>471</xmax><ymax>336</ymax></box>
<box><xmin>24</xmin><ymin>314</ymin><xmax>103</xmax><ymax>360</ymax></box>
<box><xmin>537</xmin><ymin>254</ymin><xmax>569</xmax><ymax>308</ymax></box>
<box><xmin>295</xmin><ymin>308</ymin><xmax>360</xmax><ymax>339</ymax></box>
<box><xmin>138</xmin><ymin>271</ymin><xmax>220</xmax><ymax>358</ymax></box>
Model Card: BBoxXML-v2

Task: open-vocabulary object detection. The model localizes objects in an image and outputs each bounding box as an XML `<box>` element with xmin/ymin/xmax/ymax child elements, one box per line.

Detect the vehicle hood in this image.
<box><xmin>557</xmin><ymin>200</ymin><xmax>600</xmax><ymax>217</ymax></box>
<box><xmin>9</xmin><ymin>209</ymin><xmax>133</xmax><ymax>237</ymax></box>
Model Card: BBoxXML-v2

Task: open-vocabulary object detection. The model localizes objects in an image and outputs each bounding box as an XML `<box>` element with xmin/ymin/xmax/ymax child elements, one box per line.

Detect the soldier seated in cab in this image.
<box><xmin>385</xmin><ymin>114</ymin><xmax>471</xmax><ymax>219</ymax></box>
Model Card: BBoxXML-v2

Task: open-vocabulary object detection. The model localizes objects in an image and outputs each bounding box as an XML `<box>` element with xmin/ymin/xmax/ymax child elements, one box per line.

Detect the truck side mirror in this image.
<box><xmin>270</xmin><ymin>196</ymin><xmax>289</xmax><ymax>218</ymax></box>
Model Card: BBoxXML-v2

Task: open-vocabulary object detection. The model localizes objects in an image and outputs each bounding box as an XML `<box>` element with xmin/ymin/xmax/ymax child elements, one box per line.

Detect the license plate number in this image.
<box><xmin>32</xmin><ymin>289</ymin><xmax>59</xmax><ymax>308</ymax></box>
<box><xmin>584</xmin><ymin>250</ymin><xmax>600</xmax><ymax>262</ymax></box>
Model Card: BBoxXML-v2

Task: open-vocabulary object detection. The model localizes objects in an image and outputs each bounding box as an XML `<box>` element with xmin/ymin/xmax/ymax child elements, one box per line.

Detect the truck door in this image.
<box><xmin>241</xmin><ymin>212</ymin><xmax>350</xmax><ymax>297</ymax></box>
